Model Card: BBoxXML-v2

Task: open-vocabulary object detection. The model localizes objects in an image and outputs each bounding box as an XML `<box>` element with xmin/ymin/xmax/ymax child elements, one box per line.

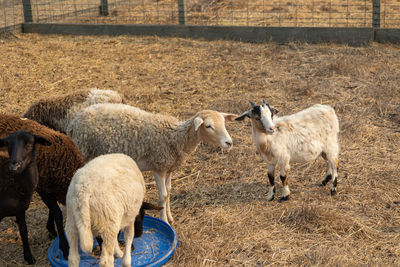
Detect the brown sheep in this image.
<box><xmin>24</xmin><ymin>88</ymin><xmax>125</xmax><ymax>133</ymax></box>
<box><xmin>0</xmin><ymin>113</ymin><xmax>84</xmax><ymax>260</ymax></box>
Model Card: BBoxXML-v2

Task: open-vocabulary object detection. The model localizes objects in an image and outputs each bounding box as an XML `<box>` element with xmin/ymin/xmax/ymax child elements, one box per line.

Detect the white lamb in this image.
<box><xmin>235</xmin><ymin>100</ymin><xmax>339</xmax><ymax>201</ymax></box>
<box><xmin>65</xmin><ymin>153</ymin><xmax>160</xmax><ymax>267</ymax></box>
<box><xmin>67</xmin><ymin>103</ymin><xmax>236</xmax><ymax>224</ymax></box>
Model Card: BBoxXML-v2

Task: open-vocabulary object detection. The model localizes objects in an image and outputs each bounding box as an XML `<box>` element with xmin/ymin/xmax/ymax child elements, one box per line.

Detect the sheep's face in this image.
<box><xmin>0</xmin><ymin>130</ymin><xmax>51</xmax><ymax>173</ymax></box>
<box><xmin>194</xmin><ymin>110</ymin><xmax>236</xmax><ymax>150</ymax></box>
<box><xmin>255</xmin><ymin>104</ymin><xmax>276</xmax><ymax>134</ymax></box>
<box><xmin>235</xmin><ymin>99</ymin><xmax>278</xmax><ymax>135</ymax></box>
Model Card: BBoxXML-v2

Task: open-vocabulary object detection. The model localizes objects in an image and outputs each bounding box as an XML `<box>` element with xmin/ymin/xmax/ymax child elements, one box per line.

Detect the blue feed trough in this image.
<box><xmin>48</xmin><ymin>216</ymin><xmax>178</xmax><ymax>267</ymax></box>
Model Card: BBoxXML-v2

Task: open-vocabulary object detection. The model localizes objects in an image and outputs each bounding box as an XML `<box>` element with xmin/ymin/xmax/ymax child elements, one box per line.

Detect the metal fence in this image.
<box><xmin>1</xmin><ymin>0</ymin><xmax>23</xmax><ymax>31</ymax></box>
<box><xmin>1</xmin><ymin>0</ymin><xmax>400</xmax><ymax>33</ymax></box>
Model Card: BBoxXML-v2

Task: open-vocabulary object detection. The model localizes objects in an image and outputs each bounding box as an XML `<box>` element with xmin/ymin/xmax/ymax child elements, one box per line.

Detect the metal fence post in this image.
<box><xmin>372</xmin><ymin>0</ymin><xmax>380</xmax><ymax>28</ymax></box>
<box><xmin>22</xmin><ymin>0</ymin><xmax>33</xmax><ymax>23</ymax></box>
<box><xmin>178</xmin><ymin>0</ymin><xmax>185</xmax><ymax>25</ymax></box>
<box><xmin>99</xmin><ymin>0</ymin><xmax>109</xmax><ymax>16</ymax></box>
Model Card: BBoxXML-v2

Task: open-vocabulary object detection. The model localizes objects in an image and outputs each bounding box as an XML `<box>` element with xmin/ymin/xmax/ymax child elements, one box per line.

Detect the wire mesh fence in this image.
<box><xmin>0</xmin><ymin>0</ymin><xmax>23</xmax><ymax>31</ymax></box>
<box><xmin>2</xmin><ymin>0</ymin><xmax>400</xmax><ymax>33</ymax></box>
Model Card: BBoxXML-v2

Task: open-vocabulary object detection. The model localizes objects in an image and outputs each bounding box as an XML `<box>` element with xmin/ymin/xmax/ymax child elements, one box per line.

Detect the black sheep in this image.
<box><xmin>0</xmin><ymin>113</ymin><xmax>84</xmax><ymax>260</ymax></box>
<box><xmin>0</xmin><ymin>130</ymin><xmax>51</xmax><ymax>264</ymax></box>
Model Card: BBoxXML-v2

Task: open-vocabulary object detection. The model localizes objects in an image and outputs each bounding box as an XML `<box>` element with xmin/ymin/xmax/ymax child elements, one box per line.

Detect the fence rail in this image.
<box><xmin>2</xmin><ymin>0</ymin><xmax>400</xmax><ymax>42</ymax></box>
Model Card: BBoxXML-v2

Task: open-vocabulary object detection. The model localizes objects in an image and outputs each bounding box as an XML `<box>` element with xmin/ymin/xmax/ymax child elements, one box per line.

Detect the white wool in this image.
<box><xmin>67</xmin><ymin>103</ymin><xmax>235</xmax><ymax>224</ymax></box>
<box><xmin>65</xmin><ymin>153</ymin><xmax>145</xmax><ymax>267</ymax></box>
<box><xmin>60</xmin><ymin>89</ymin><xmax>124</xmax><ymax>133</ymax></box>
<box><xmin>244</xmin><ymin>104</ymin><xmax>339</xmax><ymax>200</ymax></box>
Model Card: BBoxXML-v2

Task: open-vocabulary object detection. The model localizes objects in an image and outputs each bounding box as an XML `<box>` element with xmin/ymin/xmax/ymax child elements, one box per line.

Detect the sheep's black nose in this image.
<box><xmin>225</xmin><ymin>141</ymin><xmax>233</xmax><ymax>147</ymax></box>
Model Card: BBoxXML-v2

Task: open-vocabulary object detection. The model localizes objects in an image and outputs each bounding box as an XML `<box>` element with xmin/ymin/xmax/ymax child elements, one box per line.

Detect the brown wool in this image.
<box><xmin>0</xmin><ymin>113</ymin><xmax>84</xmax><ymax>204</ymax></box>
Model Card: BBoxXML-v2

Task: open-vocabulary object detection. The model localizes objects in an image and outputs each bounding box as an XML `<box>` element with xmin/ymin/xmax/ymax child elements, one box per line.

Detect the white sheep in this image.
<box><xmin>67</xmin><ymin>103</ymin><xmax>236</xmax><ymax>224</ymax></box>
<box><xmin>235</xmin><ymin>100</ymin><xmax>339</xmax><ymax>201</ymax></box>
<box><xmin>24</xmin><ymin>88</ymin><xmax>124</xmax><ymax>133</ymax></box>
<box><xmin>65</xmin><ymin>153</ymin><xmax>160</xmax><ymax>267</ymax></box>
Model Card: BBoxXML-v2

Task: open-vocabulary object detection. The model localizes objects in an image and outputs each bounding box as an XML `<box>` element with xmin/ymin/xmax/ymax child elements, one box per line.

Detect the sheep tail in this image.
<box><xmin>74</xmin><ymin>191</ymin><xmax>93</xmax><ymax>253</ymax></box>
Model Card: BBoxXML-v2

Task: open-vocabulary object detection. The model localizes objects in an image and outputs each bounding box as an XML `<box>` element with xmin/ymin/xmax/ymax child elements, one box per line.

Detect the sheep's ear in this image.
<box><xmin>142</xmin><ymin>202</ymin><xmax>163</xmax><ymax>211</ymax></box>
<box><xmin>235</xmin><ymin>111</ymin><xmax>251</xmax><ymax>121</ymax></box>
<box><xmin>220</xmin><ymin>113</ymin><xmax>238</xmax><ymax>122</ymax></box>
<box><xmin>262</xmin><ymin>98</ymin><xmax>268</xmax><ymax>106</ymax></box>
<box><xmin>270</xmin><ymin>106</ymin><xmax>279</xmax><ymax>115</ymax></box>
<box><xmin>34</xmin><ymin>135</ymin><xmax>52</xmax><ymax>146</ymax></box>
<box><xmin>194</xmin><ymin>117</ymin><xmax>204</xmax><ymax>131</ymax></box>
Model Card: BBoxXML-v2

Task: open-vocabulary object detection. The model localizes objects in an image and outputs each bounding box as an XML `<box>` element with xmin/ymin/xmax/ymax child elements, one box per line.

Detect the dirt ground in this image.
<box><xmin>0</xmin><ymin>33</ymin><xmax>399</xmax><ymax>266</ymax></box>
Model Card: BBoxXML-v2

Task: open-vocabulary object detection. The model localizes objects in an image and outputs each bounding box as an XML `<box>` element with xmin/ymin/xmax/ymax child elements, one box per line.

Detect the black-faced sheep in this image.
<box><xmin>23</xmin><ymin>88</ymin><xmax>124</xmax><ymax>133</ymax></box>
<box><xmin>235</xmin><ymin>100</ymin><xmax>339</xmax><ymax>201</ymax></box>
<box><xmin>65</xmin><ymin>153</ymin><xmax>161</xmax><ymax>267</ymax></box>
<box><xmin>0</xmin><ymin>130</ymin><xmax>51</xmax><ymax>264</ymax></box>
<box><xmin>67</xmin><ymin>103</ymin><xmax>236</xmax><ymax>224</ymax></box>
<box><xmin>0</xmin><ymin>114</ymin><xmax>84</xmax><ymax>259</ymax></box>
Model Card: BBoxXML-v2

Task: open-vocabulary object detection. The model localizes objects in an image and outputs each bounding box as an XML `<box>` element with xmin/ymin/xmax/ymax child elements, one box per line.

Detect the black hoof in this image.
<box><xmin>279</xmin><ymin>195</ymin><xmax>290</xmax><ymax>202</ymax></box>
<box><xmin>25</xmin><ymin>255</ymin><xmax>36</xmax><ymax>265</ymax></box>
<box><xmin>60</xmin><ymin>243</ymin><xmax>69</xmax><ymax>259</ymax></box>
<box><xmin>319</xmin><ymin>182</ymin><xmax>326</xmax><ymax>187</ymax></box>
<box><xmin>330</xmin><ymin>189</ymin><xmax>337</xmax><ymax>196</ymax></box>
<box><xmin>61</xmin><ymin>249</ymin><xmax>69</xmax><ymax>259</ymax></box>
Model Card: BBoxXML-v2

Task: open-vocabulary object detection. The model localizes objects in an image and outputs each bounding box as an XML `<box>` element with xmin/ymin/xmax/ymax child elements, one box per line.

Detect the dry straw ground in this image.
<box><xmin>0</xmin><ymin>33</ymin><xmax>399</xmax><ymax>266</ymax></box>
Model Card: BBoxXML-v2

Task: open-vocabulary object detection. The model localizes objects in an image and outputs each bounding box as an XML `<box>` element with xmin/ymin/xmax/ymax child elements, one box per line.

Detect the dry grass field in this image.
<box><xmin>0</xmin><ymin>33</ymin><xmax>400</xmax><ymax>266</ymax></box>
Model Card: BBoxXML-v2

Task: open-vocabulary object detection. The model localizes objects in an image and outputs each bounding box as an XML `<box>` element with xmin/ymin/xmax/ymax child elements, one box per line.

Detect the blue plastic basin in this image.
<box><xmin>48</xmin><ymin>216</ymin><xmax>178</xmax><ymax>267</ymax></box>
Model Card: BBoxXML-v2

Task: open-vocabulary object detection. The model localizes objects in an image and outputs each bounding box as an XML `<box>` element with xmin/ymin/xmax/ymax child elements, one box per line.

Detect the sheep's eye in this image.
<box><xmin>205</xmin><ymin>125</ymin><xmax>213</xmax><ymax>129</ymax></box>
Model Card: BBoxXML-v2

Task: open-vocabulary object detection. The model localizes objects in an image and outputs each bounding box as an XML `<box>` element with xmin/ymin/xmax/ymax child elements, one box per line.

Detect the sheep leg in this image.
<box><xmin>320</xmin><ymin>152</ymin><xmax>332</xmax><ymax>187</ymax></box>
<box><xmin>321</xmin><ymin>151</ymin><xmax>339</xmax><ymax>195</ymax></box>
<box><xmin>99</xmin><ymin>232</ymin><xmax>115</xmax><ymax>267</ymax></box>
<box><xmin>320</xmin><ymin>174</ymin><xmax>332</xmax><ymax>187</ymax></box>
<box><xmin>279</xmin><ymin>165</ymin><xmax>290</xmax><ymax>202</ymax></box>
<box><xmin>266</xmin><ymin>164</ymin><xmax>276</xmax><ymax>201</ymax></box>
<box><xmin>16</xmin><ymin>212</ymin><xmax>35</xmax><ymax>265</ymax></box>
<box><xmin>46</xmin><ymin>209</ymin><xmax>57</xmax><ymax>238</ymax></box>
<box><xmin>122</xmin><ymin>224</ymin><xmax>134</xmax><ymax>267</ymax></box>
<box><xmin>113</xmin><ymin>235</ymin><xmax>123</xmax><ymax>258</ymax></box>
<box><xmin>96</xmin><ymin>235</ymin><xmax>123</xmax><ymax>258</ymax></box>
<box><xmin>165</xmin><ymin>172</ymin><xmax>174</xmax><ymax>223</ymax></box>
<box><xmin>65</xmin><ymin>215</ymin><xmax>79</xmax><ymax>267</ymax></box>
<box><xmin>330</xmin><ymin>158</ymin><xmax>339</xmax><ymax>195</ymax></box>
<box><xmin>154</xmin><ymin>171</ymin><xmax>169</xmax><ymax>224</ymax></box>
<box><xmin>39</xmin><ymin>192</ymin><xmax>69</xmax><ymax>259</ymax></box>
